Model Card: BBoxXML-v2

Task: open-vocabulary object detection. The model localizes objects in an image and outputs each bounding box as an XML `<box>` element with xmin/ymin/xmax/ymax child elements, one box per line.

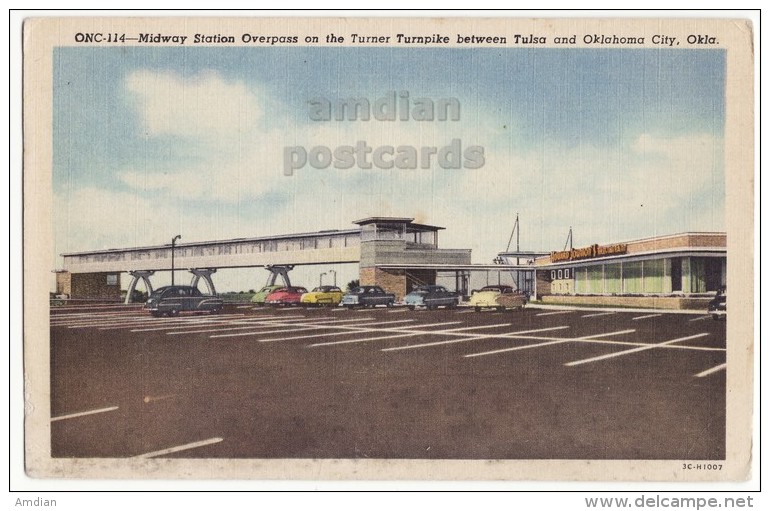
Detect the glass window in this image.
<box><xmin>643</xmin><ymin>259</ymin><xmax>664</xmax><ymax>293</ymax></box>
<box><xmin>575</xmin><ymin>267</ymin><xmax>588</xmax><ymax>294</ymax></box>
<box><xmin>604</xmin><ymin>264</ymin><xmax>621</xmax><ymax>294</ymax></box>
<box><xmin>689</xmin><ymin>258</ymin><xmax>707</xmax><ymax>293</ymax></box>
<box><xmin>623</xmin><ymin>261</ymin><xmax>643</xmax><ymax>294</ymax></box>
<box><xmin>587</xmin><ymin>266</ymin><xmax>603</xmax><ymax>294</ymax></box>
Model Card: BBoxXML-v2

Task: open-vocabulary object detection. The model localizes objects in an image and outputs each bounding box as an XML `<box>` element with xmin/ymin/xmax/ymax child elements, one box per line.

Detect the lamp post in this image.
<box><xmin>329</xmin><ymin>269</ymin><xmax>337</xmax><ymax>286</ymax></box>
<box><xmin>319</xmin><ymin>272</ymin><xmax>327</xmax><ymax>287</ymax></box>
<box><xmin>171</xmin><ymin>234</ymin><xmax>181</xmax><ymax>286</ymax></box>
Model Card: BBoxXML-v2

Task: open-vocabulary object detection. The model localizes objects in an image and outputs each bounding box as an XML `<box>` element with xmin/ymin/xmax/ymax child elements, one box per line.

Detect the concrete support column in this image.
<box><xmin>265</xmin><ymin>265</ymin><xmax>294</xmax><ymax>287</ymax></box>
<box><xmin>189</xmin><ymin>268</ymin><xmax>217</xmax><ymax>295</ymax></box>
<box><xmin>125</xmin><ymin>271</ymin><xmax>155</xmax><ymax>304</ymax></box>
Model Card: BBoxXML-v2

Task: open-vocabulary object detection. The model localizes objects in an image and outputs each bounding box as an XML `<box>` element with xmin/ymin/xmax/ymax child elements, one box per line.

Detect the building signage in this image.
<box><xmin>550</xmin><ymin>243</ymin><xmax>627</xmax><ymax>262</ymax></box>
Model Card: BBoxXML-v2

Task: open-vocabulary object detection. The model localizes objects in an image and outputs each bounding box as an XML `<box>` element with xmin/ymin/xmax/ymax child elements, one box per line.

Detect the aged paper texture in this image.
<box><xmin>22</xmin><ymin>15</ymin><xmax>755</xmax><ymax>483</ymax></box>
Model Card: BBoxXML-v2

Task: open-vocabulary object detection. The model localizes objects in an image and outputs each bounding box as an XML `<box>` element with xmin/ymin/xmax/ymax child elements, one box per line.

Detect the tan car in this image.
<box><xmin>495</xmin><ymin>291</ymin><xmax>528</xmax><ymax>311</ymax></box>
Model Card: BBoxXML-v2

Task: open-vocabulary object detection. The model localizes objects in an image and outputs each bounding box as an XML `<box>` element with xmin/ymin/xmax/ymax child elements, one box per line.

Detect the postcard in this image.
<box><xmin>21</xmin><ymin>15</ymin><xmax>755</xmax><ymax>482</ymax></box>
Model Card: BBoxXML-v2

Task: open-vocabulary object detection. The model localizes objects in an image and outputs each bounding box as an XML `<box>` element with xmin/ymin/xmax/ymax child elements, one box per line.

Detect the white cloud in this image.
<box><xmin>110</xmin><ymin>70</ymin><xmax>724</xmax><ymax>266</ymax></box>
<box><xmin>125</xmin><ymin>70</ymin><xmax>262</xmax><ymax>140</ymax></box>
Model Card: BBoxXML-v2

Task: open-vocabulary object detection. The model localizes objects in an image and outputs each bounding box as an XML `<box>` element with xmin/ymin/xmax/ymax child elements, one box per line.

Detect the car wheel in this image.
<box><xmin>474</xmin><ymin>306</ymin><xmax>481</xmax><ymax>312</ymax></box>
<box><xmin>150</xmin><ymin>311</ymin><xmax>161</xmax><ymax>318</ymax></box>
<box><xmin>346</xmin><ymin>305</ymin><xmax>354</xmax><ymax>310</ymax></box>
<box><xmin>496</xmin><ymin>307</ymin><xmax>505</xmax><ymax>312</ymax></box>
<box><xmin>210</xmin><ymin>307</ymin><xmax>221</xmax><ymax>315</ymax></box>
<box><xmin>386</xmin><ymin>301</ymin><xmax>393</xmax><ymax>308</ymax></box>
<box><xmin>168</xmin><ymin>308</ymin><xmax>179</xmax><ymax>317</ymax></box>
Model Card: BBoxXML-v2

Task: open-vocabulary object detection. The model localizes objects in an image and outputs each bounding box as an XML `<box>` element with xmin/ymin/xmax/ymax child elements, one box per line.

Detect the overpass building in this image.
<box><xmin>56</xmin><ymin>217</ymin><xmax>474</xmax><ymax>302</ymax></box>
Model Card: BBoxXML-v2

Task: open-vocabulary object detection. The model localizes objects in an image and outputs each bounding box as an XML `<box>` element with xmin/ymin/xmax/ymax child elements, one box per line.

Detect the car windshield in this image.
<box><xmin>350</xmin><ymin>287</ymin><xmax>366</xmax><ymax>294</ymax></box>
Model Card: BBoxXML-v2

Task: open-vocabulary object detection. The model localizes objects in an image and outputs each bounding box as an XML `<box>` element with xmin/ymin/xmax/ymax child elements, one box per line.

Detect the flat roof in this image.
<box><xmin>353</xmin><ymin>217</ymin><xmax>445</xmax><ymax>231</ymax></box>
<box><xmin>375</xmin><ymin>263</ymin><xmax>534</xmax><ymax>271</ymax></box>
<box><xmin>61</xmin><ymin>227</ymin><xmax>362</xmax><ymax>257</ymax></box>
<box><xmin>539</xmin><ymin>247</ymin><xmax>726</xmax><ymax>269</ymax></box>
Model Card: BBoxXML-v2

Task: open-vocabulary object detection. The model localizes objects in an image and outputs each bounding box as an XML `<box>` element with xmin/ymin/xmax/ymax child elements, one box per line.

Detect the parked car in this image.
<box><xmin>251</xmin><ymin>285</ymin><xmax>284</xmax><ymax>305</ymax></box>
<box><xmin>468</xmin><ymin>285</ymin><xmax>516</xmax><ymax>312</ymax></box>
<box><xmin>404</xmin><ymin>285</ymin><xmax>460</xmax><ymax>310</ymax></box>
<box><xmin>144</xmin><ymin>285</ymin><xmax>224</xmax><ymax>317</ymax></box>
<box><xmin>708</xmin><ymin>286</ymin><xmax>726</xmax><ymax>320</ymax></box>
<box><xmin>264</xmin><ymin>286</ymin><xmax>309</xmax><ymax>306</ymax></box>
<box><xmin>340</xmin><ymin>286</ymin><xmax>396</xmax><ymax>309</ymax></box>
<box><xmin>301</xmin><ymin>286</ymin><xmax>344</xmax><ymax>306</ymax></box>
<box><xmin>495</xmin><ymin>291</ymin><xmax>528</xmax><ymax>311</ymax></box>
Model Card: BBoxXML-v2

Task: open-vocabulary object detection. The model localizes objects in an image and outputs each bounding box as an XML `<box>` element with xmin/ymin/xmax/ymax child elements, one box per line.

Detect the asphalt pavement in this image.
<box><xmin>50</xmin><ymin>303</ymin><xmax>726</xmax><ymax>460</ymax></box>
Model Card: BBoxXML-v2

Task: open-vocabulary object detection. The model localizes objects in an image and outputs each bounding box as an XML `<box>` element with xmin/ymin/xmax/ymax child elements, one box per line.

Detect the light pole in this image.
<box><xmin>319</xmin><ymin>272</ymin><xmax>327</xmax><ymax>287</ymax></box>
<box><xmin>171</xmin><ymin>234</ymin><xmax>181</xmax><ymax>286</ymax></box>
<box><xmin>329</xmin><ymin>269</ymin><xmax>337</xmax><ymax>286</ymax></box>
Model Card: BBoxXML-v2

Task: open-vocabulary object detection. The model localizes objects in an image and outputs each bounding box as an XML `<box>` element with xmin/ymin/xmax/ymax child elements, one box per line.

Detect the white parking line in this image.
<box><xmin>309</xmin><ymin>331</ymin><xmax>429</xmax><ymax>347</ymax></box>
<box><xmin>455</xmin><ymin>309</ymin><xmax>475</xmax><ymax>314</ymax></box>
<box><xmin>132</xmin><ymin>437</ymin><xmax>223</xmax><ymax>458</ymax></box>
<box><xmin>381</xmin><ymin>326</ymin><xmax>570</xmax><ymax>352</ymax></box>
<box><xmin>210</xmin><ymin>317</ymin><xmax>385</xmax><ymax>338</ymax></box>
<box><xmin>581</xmin><ymin>312</ymin><xmax>616</xmax><ymax>318</ymax></box>
<box><xmin>258</xmin><ymin>320</ymin><xmax>417</xmax><ymax>342</ymax></box>
<box><xmin>564</xmin><ymin>333</ymin><xmax>709</xmax><ymax>366</ymax></box>
<box><xmin>536</xmin><ymin>310</ymin><xmax>575</xmax><ymax>317</ymax></box>
<box><xmin>689</xmin><ymin>316</ymin><xmax>712</xmax><ymax>322</ymax></box>
<box><xmin>387</xmin><ymin>309</ymin><xmax>409</xmax><ymax>313</ymax></box>
<box><xmin>165</xmin><ymin>316</ymin><xmax>334</xmax><ymax>335</ymax></box>
<box><xmin>695</xmin><ymin>363</ymin><xmax>727</xmax><ymax>377</ymax></box>
<box><xmin>129</xmin><ymin>319</ymin><xmax>237</xmax><ymax>332</ymax></box>
<box><xmin>96</xmin><ymin>315</ymin><xmax>247</xmax><ymax>330</ymax></box>
<box><xmin>65</xmin><ymin>318</ymin><xmax>156</xmax><ymax>329</ymax></box>
<box><xmin>632</xmin><ymin>313</ymin><xmax>663</xmax><ymax>321</ymax></box>
<box><xmin>51</xmin><ymin>406</ymin><xmax>119</xmax><ymax>422</ymax></box>
<box><xmin>465</xmin><ymin>329</ymin><xmax>636</xmax><ymax>358</ymax></box>
<box><xmin>308</xmin><ymin>322</ymin><xmax>464</xmax><ymax>347</ymax></box>
<box><xmin>53</xmin><ymin>314</ymin><xmax>143</xmax><ymax>325</ymax></box>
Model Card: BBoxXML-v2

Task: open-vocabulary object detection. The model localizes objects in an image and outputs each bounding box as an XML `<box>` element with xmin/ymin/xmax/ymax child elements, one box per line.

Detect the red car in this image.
<box><xmin>264</xmin><ymin>286</ymin><xmax>308</xmax><ymax>306</ymax></box>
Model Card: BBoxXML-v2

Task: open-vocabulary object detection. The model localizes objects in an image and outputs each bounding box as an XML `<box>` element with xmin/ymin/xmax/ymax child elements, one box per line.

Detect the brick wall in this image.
<box><xmin>359</xmin><ymin>267</ymin><xmax>408</xmax><ymax>300</ymax></box>
<box><xmin>628</xmin><ymin>233</ymin><xmax>726</xmax><ymax>255</ymax></box>
<box><xmin>540</xmin><ymin>294</ymin><xmax>712</xmax><ymax>311</ymax></box>
<box><xmin>62</xmin><ymin>272</ymin><xmax>122</xmax><ymax>300</ymax></box>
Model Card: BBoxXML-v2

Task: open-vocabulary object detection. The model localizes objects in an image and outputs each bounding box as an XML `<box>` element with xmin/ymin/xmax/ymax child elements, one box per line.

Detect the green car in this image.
<box><xmin>251</xmin><ymin>285</ymin><xmax>284</xmax><ymax>305</ymax></box>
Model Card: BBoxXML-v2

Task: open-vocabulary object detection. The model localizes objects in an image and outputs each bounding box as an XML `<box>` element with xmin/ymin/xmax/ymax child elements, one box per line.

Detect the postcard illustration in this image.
<box><xmin>22</xmin><ymin>16</ymin><xmax>755</xmax><ymax>481</ymax></box>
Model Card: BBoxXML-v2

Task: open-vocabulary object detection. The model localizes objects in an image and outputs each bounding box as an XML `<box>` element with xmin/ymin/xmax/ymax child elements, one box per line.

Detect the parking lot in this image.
<box><xmin>50</xmin><ymin>303</ymin><xmax>726</xmax><ymax>460</ymax></box>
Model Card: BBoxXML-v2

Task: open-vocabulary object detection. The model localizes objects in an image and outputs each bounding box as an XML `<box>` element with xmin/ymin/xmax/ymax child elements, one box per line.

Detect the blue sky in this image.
<box><xmin>53</xmin><ymin>46</ymin><xmax>725</xmax><ymax>289</ymax></box>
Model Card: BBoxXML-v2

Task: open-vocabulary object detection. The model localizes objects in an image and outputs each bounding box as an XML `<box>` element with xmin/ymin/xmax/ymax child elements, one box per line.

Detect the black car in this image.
<box><xmin>144</xmin><ymin>285</ymin><xmax>224</xmax><ymax>317</ymax></box>
<box><xmin>340</xmin><ymin>286</ymin><xmax>396</xmax><ymax>309</ymax></box>
<box><xmin>708</xmin><ymin>286</ymin><xmax>726</xmax><ymax>320</ymax></box>
<box><xmin>403</xmin><ymin>285</ymin><xmax>460</xmax><ymax>310</ymax></box>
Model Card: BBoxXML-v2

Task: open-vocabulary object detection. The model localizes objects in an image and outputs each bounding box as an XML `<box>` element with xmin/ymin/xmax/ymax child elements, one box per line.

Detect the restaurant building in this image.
<box><xmin>498</xmin><ymin>232</ymin><xmax>726</xmax><ymax>309</ymax></box>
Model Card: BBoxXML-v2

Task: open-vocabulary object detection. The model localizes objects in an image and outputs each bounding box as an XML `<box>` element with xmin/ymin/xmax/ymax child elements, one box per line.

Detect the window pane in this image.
<box><xmin>644</xmin><ymin>259</ymin><xmax>664</xmax><ymax>293</ymax></box>
<box><xmin>605</xmin><ymin>264</ymin><xmax>621</xmax><ymax>294</ymax></box>
<box><xmin>623</xmin><ymin>261</ymin><xmax>643</xmax><ymax>294</ymax></box>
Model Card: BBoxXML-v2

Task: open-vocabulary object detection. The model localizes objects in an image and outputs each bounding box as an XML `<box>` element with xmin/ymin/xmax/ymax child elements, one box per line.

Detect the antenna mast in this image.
<box><xmin>563</xmin><ymin>226</ymin><xmax>573</xmax><ymax>252</ymax></box>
